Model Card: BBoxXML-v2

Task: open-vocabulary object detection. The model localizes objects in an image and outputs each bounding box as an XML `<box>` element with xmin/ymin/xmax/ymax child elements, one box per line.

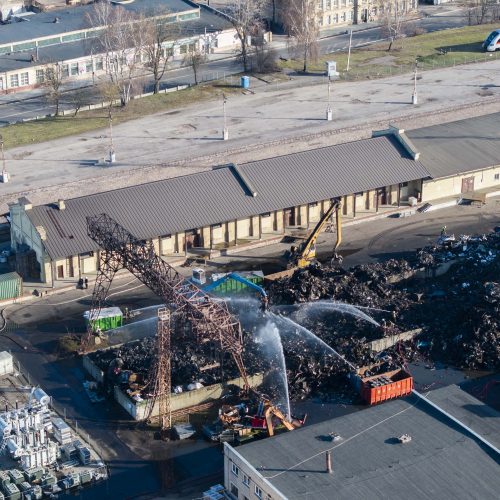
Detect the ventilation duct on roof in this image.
<box><xmin>36</xmin><ymin>226</ymin><xmax>47</xmax><ymax>241</ymax></box>
<box><xmin>231</xmin><ymin>163</ymin><xmax>258</xmax><ymax>197</ymax></box>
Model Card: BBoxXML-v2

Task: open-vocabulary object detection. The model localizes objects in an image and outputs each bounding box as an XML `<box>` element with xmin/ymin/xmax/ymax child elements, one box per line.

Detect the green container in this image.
<box><xmin>0</xmin><ymin>272</ymin><xmax>22</xmax><ymax>300</ymax></box>
<box><xmin>83</xmin><ymin>307</ymin><xmax>123</xmax><ymax>332</ymax></box>
<box><xmin>211</xmin><ymin>272</ymin><xmax>264</xmax><ymax>296</ymax></box>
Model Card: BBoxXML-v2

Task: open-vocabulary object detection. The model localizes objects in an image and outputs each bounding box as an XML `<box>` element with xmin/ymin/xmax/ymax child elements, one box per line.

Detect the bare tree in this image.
<box><xmin>281</xmin><ymin>0</ymin><xmax>319</xmax><ymax>73</ymax></box>
<box><xmin>379</xmin><ymin>1</ymin><xmax>408</xmax><ymax>51</ymax></box>
<box><xmin>43</xmin><ymin>62</ymin><xmax>65</xmax><ymax>116</ymax></box>
<box><xmin>86</xmin><ymin>2</ymin><xmax>144</xmax><ymax>106</ymax></box>
<box><xmin>464</xmin><ymin>0</ymin><xmax>495</xmax><ymax>25</ymax></box>
<box><xmin>226</xmin><ymin>0</ymin><xmax>265</xmax><ymax>72</ymax></box>
<box><xmin>183</xmin><ymin>49</ymin><xmax>206</xmax><ymax>85</ymax></box>
<box><xmin>140</xmin><ymin>13</ymin><xmax>180</xmax><ymax>94</ymax></box>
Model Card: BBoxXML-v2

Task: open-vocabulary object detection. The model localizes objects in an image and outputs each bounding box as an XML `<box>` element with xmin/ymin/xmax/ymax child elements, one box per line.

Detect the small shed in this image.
<box><xmin>83</xmin><ymin>307</ymin><xmax>123</xmax><ymax>332</ymax></box>
<box><xmin>0</xmin><ymin>272</ymin><xmax>22</xmax><ymax>300</ymax></box>
<box><xmin>0</xmin><ymin>351</ymin><xmax>14</xmax><ymax>376</ymax></box>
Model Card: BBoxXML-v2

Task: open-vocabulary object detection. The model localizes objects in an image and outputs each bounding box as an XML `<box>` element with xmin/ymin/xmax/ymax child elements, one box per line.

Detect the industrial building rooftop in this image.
<box><xmin>229</xmin><ymin>391</ymin><xmax>500</xmax><ymax>500</ymax></box>
<box><xmin>407</xmin><ymin>111</ymin><xmax>500</xmax><ymax>178</ymax></box>
<box><xmin>0</xmin><ymin>0</ymin><xmax>195</xmax><ymax>47</ymax></box>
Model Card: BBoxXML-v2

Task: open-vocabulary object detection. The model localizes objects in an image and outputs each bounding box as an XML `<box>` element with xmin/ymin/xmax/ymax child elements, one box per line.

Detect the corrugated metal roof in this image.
<box><xmin>24</xmin><ymin>135</ymin><xmax>429</xmax><ymax>259</ymax></box>
<box><xmin>233</xmin><ymin>394</ymin><xmax>500</xmax><ymax>500</ymax></box>
<box><xmin>407</xmin><ymin>112</ymin><xmax>500</xmax><ymax>179</ymax></box>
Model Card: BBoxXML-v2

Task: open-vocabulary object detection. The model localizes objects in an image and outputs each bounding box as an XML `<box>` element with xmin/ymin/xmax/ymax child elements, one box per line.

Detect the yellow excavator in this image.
<box><xmin>286</xmin><ymin>199</ymin><xmax>343</xmax><ymax>269</ymax></box>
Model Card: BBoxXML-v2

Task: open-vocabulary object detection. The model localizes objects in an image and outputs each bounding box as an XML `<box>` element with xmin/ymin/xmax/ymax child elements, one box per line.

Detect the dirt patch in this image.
<box><xmin>361</xmin><ymin>55</ymin><xmax>398</xmax><ymax>67</ymax></box>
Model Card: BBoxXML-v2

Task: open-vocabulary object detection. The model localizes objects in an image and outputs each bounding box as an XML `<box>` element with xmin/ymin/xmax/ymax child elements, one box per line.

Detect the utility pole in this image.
<box><xmin>108</xmin><ymin>108</ymin><xmax>115</xmax><ymax>163</ymax></box>
<box><xmin>412</xmin><ymin>58</ymin><xmax>418</xmax><ymax>105</ymax></box>
<box><xmin>326</xmin><ymin>78</ymin><xmax>332</xmax><ymax>121</ymax></box>
<box><xmin>222</xmin><ymin>93</ymin><xmax>228</xmax><ymax>140</ymax></box>
<box><xmin>0</xmin><ymin>135</ymin><xmax>9</xmax><ymax>183</ymax></box>
<box><xmin>346</xmin><ymin>30</ymin><xmax>353</xmax><ymax>72</ymax></box>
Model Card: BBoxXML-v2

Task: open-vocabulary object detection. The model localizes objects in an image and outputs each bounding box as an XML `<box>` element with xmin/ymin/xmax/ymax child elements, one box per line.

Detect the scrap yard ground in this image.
<box><xmin>1</xmin><ymin>11</ymin><xmax>499</xmax><ymax>498</ymax></box>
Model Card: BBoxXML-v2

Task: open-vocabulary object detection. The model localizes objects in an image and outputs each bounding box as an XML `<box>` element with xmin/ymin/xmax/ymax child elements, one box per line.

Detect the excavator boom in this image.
<box><xmin>296</xmin><ymin>199</ymin><xmax>342</xmax><ymax>268</ymax></box>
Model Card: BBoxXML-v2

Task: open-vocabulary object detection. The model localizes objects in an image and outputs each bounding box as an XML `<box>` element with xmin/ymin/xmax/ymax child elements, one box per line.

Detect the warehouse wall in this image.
<box><xmin>422</xmin><ymin>166</ymin><xmax>500</xmax><ymax>202</ymax></box>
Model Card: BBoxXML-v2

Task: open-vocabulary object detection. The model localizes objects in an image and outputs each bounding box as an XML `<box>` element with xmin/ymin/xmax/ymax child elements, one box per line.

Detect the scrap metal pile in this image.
<box><xmin>269</xmin><ymin>230</ymin><xmax>500</xmax><ymax>380</ymax></box>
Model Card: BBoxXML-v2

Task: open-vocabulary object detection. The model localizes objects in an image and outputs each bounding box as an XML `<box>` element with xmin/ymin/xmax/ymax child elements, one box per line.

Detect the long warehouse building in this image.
<box><xmin>9</xmin><ymin>113</ymin><xmax>500</xmax><ymax>285</ymax></box>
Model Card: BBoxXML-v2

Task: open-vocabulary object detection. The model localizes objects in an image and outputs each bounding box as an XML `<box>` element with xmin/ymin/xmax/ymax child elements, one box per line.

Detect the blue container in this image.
<box><xmin>241</xmin><ymin>76</ymin><xmax>250</xmax><ymax>89</ymax></box>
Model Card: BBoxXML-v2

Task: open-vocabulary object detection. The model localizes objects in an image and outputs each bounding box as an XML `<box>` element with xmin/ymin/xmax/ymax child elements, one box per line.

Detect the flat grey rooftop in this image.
<box><xmin>235</xmin><ymin>394</ymin><xmax>500</xmax><ymax>500</ymax></box>
<box><xmin>424</xmin><ymin>383</ymin><xmax>500</xmax><ymax>449</ymax></box>
<box><xmin>407</xmin><ymin>112</ymin><xmax>500</xmax><ymax>179</ymax></box>
<box><xmin>0</xmin><ymin>0</ymin><xmax>193</xmax><ymax>46</ymax></box>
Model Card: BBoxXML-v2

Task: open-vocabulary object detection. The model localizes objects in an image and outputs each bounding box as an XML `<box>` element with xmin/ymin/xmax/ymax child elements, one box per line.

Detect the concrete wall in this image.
<box><xmin>224</xmin><ymin>443</ymin><xmax>285</xmax><ymax>500</ymax></box>
<box><xmin>83</xmin><ymin>356</ymin><xmax>105</xmax><ymax>384</ymax></box>
<box><xmin>368</xmin><ymin>328</ymin><xmax>422</xmax><ymax>353</ymax></box>
<box><xmin>118</xmin><ymin>372</ymin><xmax>264</xmax><ymax>421</ymax></box>
<box><xmin>422</xmin><ymin>166</ymin><xmax>500</xmax><ymax>202</ymax></box>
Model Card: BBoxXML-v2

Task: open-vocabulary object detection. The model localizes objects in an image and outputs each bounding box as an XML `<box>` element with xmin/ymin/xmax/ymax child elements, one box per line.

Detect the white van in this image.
<box><xmin>483</xmin><ymin>29</ymin><xmax>500</xmax><ymax>52</ymax></box>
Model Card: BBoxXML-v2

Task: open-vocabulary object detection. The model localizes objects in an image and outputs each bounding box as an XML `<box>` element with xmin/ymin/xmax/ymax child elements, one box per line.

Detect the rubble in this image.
<box><xmin>268</xmin><ymin>230</ymin><xmax>500</xmax><ymax>374</ymax></box>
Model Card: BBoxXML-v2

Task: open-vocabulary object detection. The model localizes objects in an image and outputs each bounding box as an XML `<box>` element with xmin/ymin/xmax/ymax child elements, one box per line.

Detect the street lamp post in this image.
<box><xmin>108</xmin><ymin>109</ymin><xmax>115</xmax><ymax>163</ymax></box>
<box><xmin>346</xmin><ymin>30</ymin><xmax>353</xmax><ymax>72</ymax></box>
<box><xmin>412</xmin><ymin>58</ymin><xmax>418</xmax><ymax>105</ymax></box>
<box><xmin>326</xmin><ymin>79</ymin><xmax>332</xmax><ymax>121</ymax></box>
<box><xmin>0</xmin><ymin>135</ymin><xmax>9</xmax><ymax>183</ymax></box>
<box><xmin>222</xmin><ymin>93</ymin><xmax>228</xmax><ymax>140</ymax></box>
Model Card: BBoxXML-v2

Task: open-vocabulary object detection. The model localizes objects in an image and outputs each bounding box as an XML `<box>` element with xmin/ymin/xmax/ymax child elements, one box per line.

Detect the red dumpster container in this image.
<box><xmin>359</xmin><ymin>368</ymin><xmax>413</xmax><ymax>405</ymax></box>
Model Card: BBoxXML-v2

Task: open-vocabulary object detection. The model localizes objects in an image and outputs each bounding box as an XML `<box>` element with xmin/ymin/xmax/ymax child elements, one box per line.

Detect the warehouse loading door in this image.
<box><xmin>461</xmin><ymin>177</ymin><xmax>474</xmax><ymax>193</ymax></box>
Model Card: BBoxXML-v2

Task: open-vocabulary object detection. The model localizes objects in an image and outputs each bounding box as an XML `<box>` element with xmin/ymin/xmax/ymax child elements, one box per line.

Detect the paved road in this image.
<box><xmin>0</xmin><ymin>5</ymin><xmax>470</xmax><ymax>124</ymax></box>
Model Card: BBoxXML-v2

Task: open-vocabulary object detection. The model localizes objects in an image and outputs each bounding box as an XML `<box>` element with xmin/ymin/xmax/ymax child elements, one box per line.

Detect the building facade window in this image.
<box><xmin>70</xmin><ymin>63</ymin><xmax>79</xmax><ymax>76</ymax></box>
<box><xmin>231</xmin><ymin>463</ymin><xmax>239</xmax><ymax>476</ymax></box>
<box><xmin>86</xmin><ymin>60</ymin><xmax>93</xmax><ymax>73</ymax></box>
<box><xmin>255</xmin><ymin>485</ymin><xmax>263</xmax><ymax>499</ymax></box>
<box><xmin>494</xmin><ymin>173</ymin><xmax>499</xmax><ymax>180</ymax></box>
<box><xmin>230</xmin><ymin>483</ymin><xmax>239</xmax><ymax>497</ymax></box>
<box><xmin>36</xmin><ymin>69</ymin><xmax>45</xmax><ymax>84</ymax></box>
<box><xmin>10</xmin><ymin>74</ymin><xmax>19</xmax><ymax>88</ymax></box>
<box><xmin>0</xmin><ymin>77</ymin><xmax>3</xmax><ymax>90</ymax></box>
<box><xmin>326</xmin><ymin>0</ymin><xmax>331</xmax><ymax>7</ymax></box>
<box><xmin>20</xmin><ymin>72</ymin><xmax>29</xmax><ymax>86</ymax></box>
<box><xmin>95</xmin><ymin>58</ymin><xmax>103</xmax><ymax>71</ymax></box>
<box><xmin>61</xmin><ymin>64</ymin><xmax>69</xmax><ymax>78</ymax></box>
<box><xmin>243</xmin><ymin>474</ymin><xmax>250</xmax><ymax>486</ymax></box>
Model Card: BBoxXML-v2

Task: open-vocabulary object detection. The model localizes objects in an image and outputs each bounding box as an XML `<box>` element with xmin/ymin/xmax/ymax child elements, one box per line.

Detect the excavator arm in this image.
<box><xmin>294</xmin><ymin>199</ymin><xmax>342</xmax><ymax>268</ymax></box>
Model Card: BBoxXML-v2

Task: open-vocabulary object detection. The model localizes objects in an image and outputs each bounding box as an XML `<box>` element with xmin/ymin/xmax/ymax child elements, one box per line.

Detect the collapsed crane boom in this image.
<box><xmin>81</xmin><ymin>213</ymin><xmax>249</xmax><ymax>390</ymax></box>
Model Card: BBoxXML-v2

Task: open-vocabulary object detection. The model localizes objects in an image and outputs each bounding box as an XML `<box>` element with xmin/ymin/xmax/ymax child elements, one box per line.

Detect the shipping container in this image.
<box><xmin>0</xmin><ymin>272</ymin><xmax>22</xmax><ymax>301</ymax></box>
<box><xmin>358</xmin><ymin>368</ymin><xmax>413</xmax><ymax>405</ymax></box>
<box><xmin>83</xmin><ymin>307</ymin><xmax>123</xmax><ymax>332</ymax></box>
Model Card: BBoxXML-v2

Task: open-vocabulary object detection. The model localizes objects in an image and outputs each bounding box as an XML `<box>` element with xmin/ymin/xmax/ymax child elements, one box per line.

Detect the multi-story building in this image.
<box><xmin>280</xmin><ymin>0</ymin><xmax>419</xmax><ymax>31</ymax></box>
